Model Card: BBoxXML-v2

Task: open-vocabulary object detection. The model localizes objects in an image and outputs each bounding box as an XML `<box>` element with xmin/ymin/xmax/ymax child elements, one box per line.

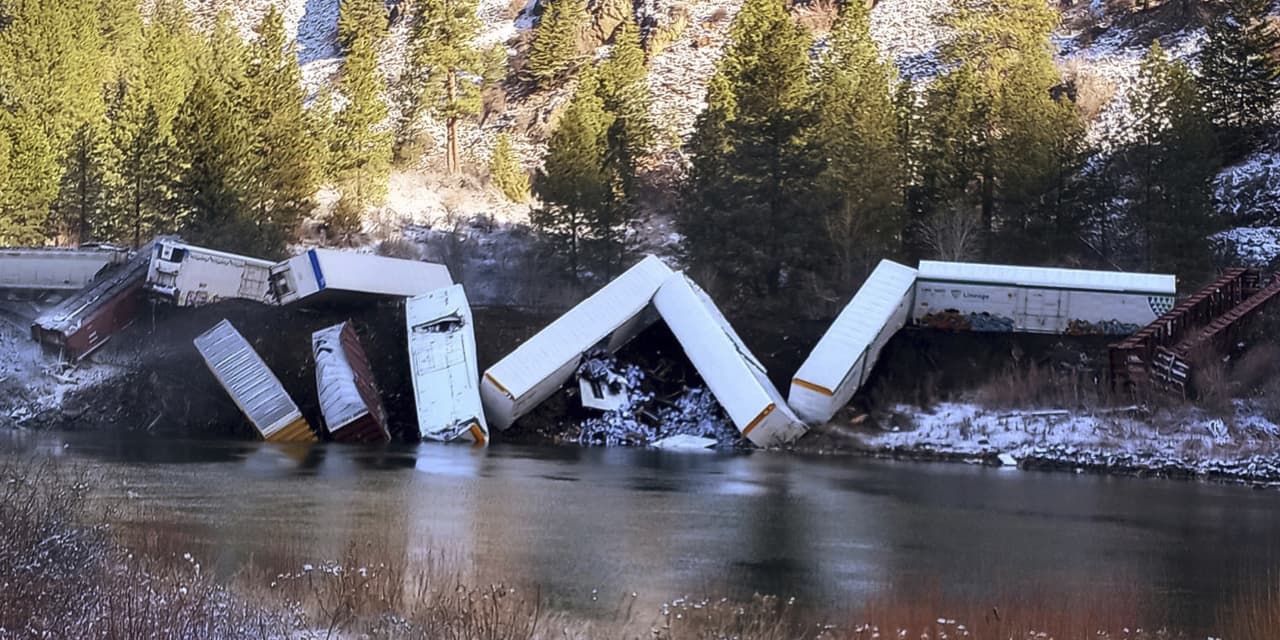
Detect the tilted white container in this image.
<box><xmin>270</xmin><ymin>248</ymin><xmax>452</xmax><ymax>305</ymax></box>
<box><xmin>407</xmin><ymin>284</ymin><xmax>488</xmax><ymax>445</ymax></box>
<box><xmin>652</xmin><ymin>273</ymin><xmax>808</xmax><ymax>448</ymax></box>
<box><xmin>789</xmin><ymin>260</ymin><xmax>918</xmax><ymax>425</ymax></box>
<box><xmin>480</xmin><ymin>255</ymin><xmax>673</xmax><ymax>431</ymax></box>
<box><xmin>194</xmin><ymin>319</ymin><xmax>313</xmax><ymax>442</ymax></box>
<box><xmin>147</xmin><ymin>239</ymin><xmax>275</xmax><ymax>307</ymax></box>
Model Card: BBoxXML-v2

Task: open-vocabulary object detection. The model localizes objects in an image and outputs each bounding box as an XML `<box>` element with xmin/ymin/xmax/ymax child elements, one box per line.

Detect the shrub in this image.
<box><xmin>490</xmin><ymin>133</ymin><xmax>531</xmax><ymax>202</ymax></box>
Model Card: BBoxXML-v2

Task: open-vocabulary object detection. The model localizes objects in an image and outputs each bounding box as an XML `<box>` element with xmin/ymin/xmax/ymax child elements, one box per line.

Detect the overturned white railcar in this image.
<box><xmin>912</xmin><ymin>261</ymin><xmax>1177</xmax><ymax>335</ymax></box>
<box><xmin>480</xmin><ymin>255</ymin><xmax>673</xmax><ymax>431</ymax></box>
<box><xmin>194</xmin><ymin>319</ymin><xmax>314</xmax><ymax>443</ymax></box>
<box><xmin>407</xmin><ymin>284</ymin><xmax>488</xmax><ymax>445</ymax></box>
<box><xmin>270</xmin><ymin>249</ymin><xmax>452</xmax><ymax>305</ymax></box>
<box><xmin>652</xmin><ymin>273</ymin><xmax>808</xmax><ymax>448</ymax></box>
<box><xmin>789</xmin><ymin>260</ymin><xmax>918</xmax><ymax>425</ymax></box>
<box><xmin>147</xmin><ymin>239</ymin><xmax>276</xmax><ymax>307</ymax></box>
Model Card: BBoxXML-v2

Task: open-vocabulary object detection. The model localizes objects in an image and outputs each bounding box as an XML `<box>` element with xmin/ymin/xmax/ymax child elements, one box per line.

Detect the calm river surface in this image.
<box><xmin>4</xmin><ymin>430</ymin><xmax>1280</xmax><ymax>632</ymax></box>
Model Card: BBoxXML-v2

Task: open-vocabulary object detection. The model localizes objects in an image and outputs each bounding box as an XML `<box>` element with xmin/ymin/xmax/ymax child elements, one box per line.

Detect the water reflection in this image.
<box><xmin>3</xmin><ymin>430</ymin><xmax>1280</xmax><ymax>632</ymax></box>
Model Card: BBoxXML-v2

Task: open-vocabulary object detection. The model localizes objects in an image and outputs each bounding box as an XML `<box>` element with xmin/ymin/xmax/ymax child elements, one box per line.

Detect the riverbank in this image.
<box><xmin>3</xmin><ymin>455</ymin><xmax>1276</xmax><ymax>640</ymax></box>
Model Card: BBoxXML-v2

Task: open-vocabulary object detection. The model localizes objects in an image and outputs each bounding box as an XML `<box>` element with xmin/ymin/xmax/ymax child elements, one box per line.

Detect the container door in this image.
<box><xmin>239</xmin><ymin>266</ymin><xmax>269</xmax><ymax>302</ymax></box>
<box><xmin>1022</xmin><ymin>290</ymin><xmax>1063</xmax><ymax>331</ymax></box>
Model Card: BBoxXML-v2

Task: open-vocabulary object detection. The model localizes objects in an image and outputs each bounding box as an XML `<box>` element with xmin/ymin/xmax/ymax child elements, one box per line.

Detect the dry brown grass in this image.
<box><xmin>791</xmin><ymin>0</ymin><xmax>840</xmax><ymax>35</ymax></box>
<box><xmin>975</xmin><ymin>361</ymin><xmax>1099</xmax><ymax>410</ymax></box>
<box><xmin>1063</xmin><ymin>58</ymin><xmax>1119</xmax><ymax>122</ymax></box>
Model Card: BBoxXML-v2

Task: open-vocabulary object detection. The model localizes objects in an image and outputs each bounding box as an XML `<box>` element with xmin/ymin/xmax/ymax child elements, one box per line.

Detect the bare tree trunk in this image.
<box><xmin>446</xmin><ymin>70</ymin><xmax>459</xmax><ymax>174</ymax></box>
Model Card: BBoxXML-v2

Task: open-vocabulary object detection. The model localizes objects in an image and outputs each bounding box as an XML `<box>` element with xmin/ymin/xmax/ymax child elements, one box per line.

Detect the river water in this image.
<box><xmin>4</xmin><ymin>430</ymin><xmax>1280</xmax><ymax>632</ymax></box>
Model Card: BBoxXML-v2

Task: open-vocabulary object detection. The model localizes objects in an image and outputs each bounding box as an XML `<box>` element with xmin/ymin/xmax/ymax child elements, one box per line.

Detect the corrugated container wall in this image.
<box><xmin>194</xmin><ymin>319</ymin><xmax>314</xmax><ymax>442</ymax></box>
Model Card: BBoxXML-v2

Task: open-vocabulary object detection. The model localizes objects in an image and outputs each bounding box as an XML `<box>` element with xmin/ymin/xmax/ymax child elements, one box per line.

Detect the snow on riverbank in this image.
<box><xmin>853</xmin><ymin>401</ymin><xmax>1280</xmax><ymax>484</ymax></box>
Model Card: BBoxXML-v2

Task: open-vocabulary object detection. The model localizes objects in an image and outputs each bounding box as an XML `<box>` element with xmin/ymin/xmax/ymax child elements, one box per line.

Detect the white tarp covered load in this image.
<box><xmin>146</xmin><ymin>239</ymin><xmax>275</xmax><ymax>307</ymax></box>
<box><xmin>480</xmin><ymin>255</ymin><xmax>673</xmax><ymax>431</ymax></box>
<box><xmin>652</xmin><ymin>273</ymin><xmax>807</xmax><ymax>447</ymax></box>
<box><xmin>270</xmin><ymin>248</ymin><xmax>452</xmax><ymax>305</ymax></box>
<box><xmin>913</xmin><ymin>261</ymin><xmax>1177</xmax><ymax>334</ymax></box>
<box><xmin>407</xmin><ymin>284</ymin><xmax>488</xmax><ymax>445</ymax></box>
<box><xmin>313</xmin><ymin>322</ymin><xmax>389</xmax><ymax>443</ymax></box>
<box><xmin>790</xmin><ymin>260</ymin><xmax>918</xmax><ymax>425</ymax></box>
<box><xmin>194</xmin><ymin>319</ymin><xmax>314</xmax><ymax>442</ymax></box>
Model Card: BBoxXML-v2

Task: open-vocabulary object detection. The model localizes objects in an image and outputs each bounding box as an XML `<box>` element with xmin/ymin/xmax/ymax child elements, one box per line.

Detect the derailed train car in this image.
<box><xmin>313</xmin><ymin>322</ymin><xmax>390</xmax><ymax>443</ymax></box>
<box><xmin>480</xmin><ymin>255</ymin><xmax>673</xmax><ymax>431</ymax></box>
<box><xmin>194</xmin><ymin>319</ymin><xmax>315</xmax><ymax>443</ymax></box>
<box><xmin>0</xmin><ymin>245</ymin><xmax>130</xmax><ymax>291</ymax></box>
<box><xmin>406</xmin><ymin>284</ymin><xmax>487</xmax><ymax>445</ymax></box>
<box><xmin>270</xmin><ymin>249</ymin><xmax>452</xmax><ymax>305</ymax></box>
<box><xmin>789</xmin><ymin>260</ymin><xmax>918</xmax><ymax>425</ymax></box>
<box><xmin>912</xmin><ymin>261</ymin><xmax>1177</xmax><ymax>335</ymax></box>
<box><xmin>652</xmin><ymin>273</ymin><xmax>808</xmax><ymax>447</ymax></box>
<box><xmin>31</xmin><ymin>248</ymin><xmax>151</xmax><ymax>360</ymax></box>
<box><xmin>146</xmin><ymin>239</ymin><xmax>276</xmax><ymax>307</ymax></box>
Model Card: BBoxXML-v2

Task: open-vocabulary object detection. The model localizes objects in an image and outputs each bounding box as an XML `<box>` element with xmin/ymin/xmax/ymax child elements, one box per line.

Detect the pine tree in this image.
<box><xmin>918</xmin><ymin>0</ymin><xmax>1084</xmax><ymax>261</ymax></box>
<box><xmin>1124</xmin><ymin>41</ymin><xmax>1220</xmax><ymax>284</ymax></box>
<box><xmin>490</xmin><ymin>133</ymin><xmax>530</xmax><ymax>202</ymax></box>
<box><xmin>1199</xmin><ymin>0</ymin><xmax>1279</xmax><ymax>155</ymax></box>
<box><xmin>405</xmin><ymin>0</ymin><xmax>486</xmax><ymax>174</ymax></box>
<box><xmin>0</xmin><ymin>109</ymin><xmax>61</xmax><ymax>245</ymax></box>
<box><xmin>811</xmin><ymin>1</ymin><xmax>904</xmax><ymax>291</ymax></box>
<box><xmin>242</xmin><ymin>6</ymin><xmax>319</xmax><ymax>256</ymax></box>
<box><xmin>532</xmin><ymin>71</ymin><xmax>616</xmax><ymax>279</ymax></box>
<box><xmin>680</xmin><ymin>0</ymin><xmax>821</xmax><ymax>299</ymax></box>
<box><xmin>595</xmin><ymin>19</ymin><xmax>654</xmax><ymax>200</ymax></box>
<box><xmin>172</xmin><ymin>13</ymin><xmax>255</xmax><ymax>252</ymax></box>
<box><xmin>525</xmin><ymin>0</ymin><xmax>586</xmax><ymax>89</ymax></box>
<box><xmin>338</xmin><ymin>0</ymin><xmax>388</xmax><ymax>53</ymax></box>
<box><xmin>333</xmin><ymin>18</ymin><xmax>393</xmax><ymax>217</ymax></box>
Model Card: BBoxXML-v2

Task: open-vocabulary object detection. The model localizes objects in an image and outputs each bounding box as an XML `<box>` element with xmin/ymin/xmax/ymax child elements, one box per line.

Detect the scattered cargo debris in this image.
<box><xmin>270</xmin><ymin>248</ymin><xmax>452</xmax><ymax>305</ymax></box>
<box><xmin>652</xmin><ymin>434</ymin><xmax>717</xmax><ymax>450</ymax></box>
<box><xmin>30</xmin><ymin>247</ymin><xmax>151</xmax><ymax>361</ymax></box>
<box><xmin>481</xmin><ymin>255</ymin><xmax>673</xmax><ymax>431</ymax></box>
<box><xmin>0</xmin><ymin>245</ymin><xmax>131</xmax><ymax>292</ymax></box>
<box><xmin>790</xmin><ymin>260</ymin><xmax>918</xmax><ymax>425</ymax></box>
<box><xmin>577</xmin><ymin>357</ymin><xmax>631</xmax><ymax>411</ymax></box>
<box><xmin>193</xmin><ymin>319</ymin><xmax>314</xmax><ymax>443</ymax></box>
<box><xmin>146</xmin><ymin>239</ymin><xmax>276</xmax><ymax>307</ymax></box>
<box><xmin>406</xmin><ymin>284</ymin><xmax>488</xmax><ymax>445</ymax></box>
<box><xmin>913</xmin><ymin>261</ymin><xmax>1177</xmax><ymax>335</ymax></box>
<box><xmin>652</xmin><ymin>273</ymin><xmax>808</xmax><ymax>447</ymax></box>
<box><xmin>313</xmin><ymin>322</ymin><xmax>390</xmax><ymax>443</ymax></box>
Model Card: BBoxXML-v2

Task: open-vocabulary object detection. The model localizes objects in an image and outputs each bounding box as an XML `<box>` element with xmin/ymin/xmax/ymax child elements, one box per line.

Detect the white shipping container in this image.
<box><xmin>313</xmin><ymin>322</ymin><xmax>389</xmax><ymax>442</ymax></box>
<box><xmin>652</xmin><ymin>273</ymin><xmax>808</xmax><ymax>447</ymax></box>
<box><xmin>407</xmin><ymin>284</ymin><xmax>488</xmax><ymax>445</ymax></box>
<box><xmin>270</xmin><ymin>249</ymin><xmax>452</xmax><ymax>305</ymax></box>
<box><xmin>789</xmin><ymin>260</ymin><xmax>918</xmax><ymax>425</ymax></box>
<box><xmin>0</xmin><ymin>246</ymin><xmax>130</xmax><ymax>291</ymax></box>
<box><xmin>912</xmin><ymin>261</ymin><xmax>1177</xmax><ymax>335</ymax></box>
<box><xmin>194</xmin><ymin>319</ymin><xmax>314</xmax><ymax>442</ymax></box>
<box><xmin>480</xmin><ymin>255</ymin><xmax>673</xmax><ymax>431</ymax></box>
<box><xmin>147</xmin><ymin>240</ymin><xmax>275</xmax><ymax>307</ymax></box>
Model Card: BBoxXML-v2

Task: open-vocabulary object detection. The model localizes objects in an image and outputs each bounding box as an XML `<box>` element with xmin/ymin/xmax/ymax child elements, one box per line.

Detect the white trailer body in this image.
<box><xmin>912</xmin><ymin>261</ymin><xmax>1177</xmax><ymax>335</ymax></box>
<box><xmin>789</xmin><ymin>260</ymin><xmax>918</xmax><ymax>425</ymax></box>
<box><xmin>313</xmin><ymin>322</ymin><xmax>390</xmax><ymax>443</ymax></box>
<box><xmin>194</xmin><ymin>319</ymin><xmax>314</xmax><ymax>442</ymax></box>
<box><xmin>406</xmin><ymin>284</ymin><xmax>488</xmax><ymax>445</ymax></box>
<box><xmin>652</xmin><ymin>273</ymin><xmax>807</xmax><ymax>448</ymax></box>
<box><xmin>0</xmin><ymin>246</ymin><xmax>130</xmax><ymax>291</ymax></box>
<box><xmin>480</xmin><ymin>255</ymin><xmax>673</xmax><ymax>431</ymax></box>
<box><xmin>269</xmin><ymin>249</ymin><xmax>452</xmax><ymax>305</ymax></box>
<box><xmin>147</xmin><ymin>240</ymin><xmax>275</xmax><ymax>307</ymax></box>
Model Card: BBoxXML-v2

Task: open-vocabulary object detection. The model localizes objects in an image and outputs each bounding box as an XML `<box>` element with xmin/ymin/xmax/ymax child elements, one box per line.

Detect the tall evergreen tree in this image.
<box><xmin>405</xmin><ymin>0</ymin><xmax>486</xmax><ymax>174</ymax></box>
<box><xmin>595</xmin><ymin>19</ymin><xmax>654</xmax><ymax>200</ymax></box>
<box><xmin>532</xmin><ymin>71</ymin><xmax>616</xmax><ymax>279</ymax></box>
<box><xmin>1124</xmin><ymin>41</ymin><xmax>1220</xmax><ymax>283</ymax></box>
<box><xmin>525</xmin><ymin>0</ymin><xmax>586</xmax><ymax>89</ymax></box>
<box><xmin>918</xmin><ymin>0</ymin><xmax>1084</xmax><ymax>260</ymax></box>
<box><xmin>172</xmin><ymin>13</ymin><xmax>255</xmax><ymax>252</ymax></box>
<box><xmin>242</xmin><ymin>6</ymin><xmax>319</xmax><ymax>256</ymax></box>
<box><xmin>811</xmin><ymin>1</ymin><xmax>904</xmax><ymax>291</ymax></box>
<box><xmin>0</xmin><ymin>109</ymin><xmax>60</xmax><ymax>245</ymax></box>
<box><xmin>1199</xmin><ymin>0</ymin><xmax>1279</xmax><ymax>155</ymax></box>
<box><xmin>338</xmin><ymin>0</ymin><xmax>389</xmax><ymax>52</ymax></box>
<box><xmin>680</xmin><ymin>0</ymin><xmax>821</xmax><ymax>299</ymax></box>
<box><xmin>333</xmin><ymin>15</ymin><xmax>393</xmax><ymax>215</ymax></box>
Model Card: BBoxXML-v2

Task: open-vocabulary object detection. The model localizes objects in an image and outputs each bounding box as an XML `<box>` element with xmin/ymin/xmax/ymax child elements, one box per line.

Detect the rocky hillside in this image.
<box><xmin>197</xmin><ymin>0</ymin><xmax>1280</xmax><ymax>268</ymax></box>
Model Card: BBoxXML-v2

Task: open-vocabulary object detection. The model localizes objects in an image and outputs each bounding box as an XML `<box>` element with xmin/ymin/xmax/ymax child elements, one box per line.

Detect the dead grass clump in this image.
<box><xmin>792</xmin><ymin>0</ymin><xmax>840</xmax><ymax>35</ymax></box>
<box><xmin>1191</xmin><ymin>355</ymin><xmax>1233</xmax><ymax>416</ymax></box>
<box><xmin>1230</xmin><ymin>341</ymin><xmax>1280</xmax><ymax>393</ymax></box>
<box><xmin>1063</xmin><ymin>58</ymin><xmax>1118</xmax><ymax>122</ymax></box>
<box><xmin>706</xmin><ymin>6</ymin><xmax>730</xmax><ymax>24</ymax></box>
<box><xmin>976</xmin><ymin>362</ymin><xmax>1096</xmax><ymax>410</ymax></box>
<box><xmin>652</xmin><ymin>594</ymin><xmax>826</xmax><ymax>640</ymax></box>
